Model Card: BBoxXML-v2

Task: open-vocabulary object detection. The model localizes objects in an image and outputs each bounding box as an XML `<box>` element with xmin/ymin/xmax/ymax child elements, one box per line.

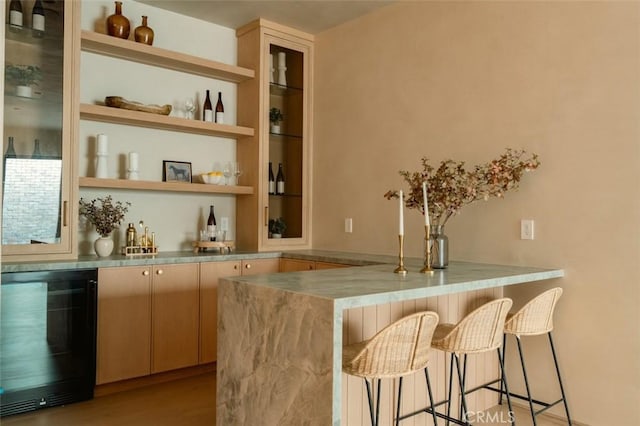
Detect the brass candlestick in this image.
<box><xmin>420</xmin><ymin>225</ymin><xmax>434</xmax><ymax>274</ymax></box>
<box><xmin>394</xmin><ymin>234</ymin><xmax>408</xmax><ymax>275</ymax></box>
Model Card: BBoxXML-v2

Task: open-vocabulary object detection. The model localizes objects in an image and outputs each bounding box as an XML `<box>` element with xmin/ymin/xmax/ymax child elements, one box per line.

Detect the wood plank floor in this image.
<box><xmin>1</xmin><ymin>372</ymin><xmax>571</xmax><ymax>426</ymax></box>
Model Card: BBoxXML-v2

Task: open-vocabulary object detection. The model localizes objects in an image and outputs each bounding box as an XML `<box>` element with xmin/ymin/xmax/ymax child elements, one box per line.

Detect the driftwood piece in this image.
<box><xmin>105</xmin><ymin>96</ymin><xmax>172</xmax><ymax>115</ymax></box>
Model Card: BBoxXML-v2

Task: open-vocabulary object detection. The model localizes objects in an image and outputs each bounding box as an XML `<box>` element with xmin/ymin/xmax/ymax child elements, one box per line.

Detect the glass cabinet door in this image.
<box><xmin>2</xmin><ymin>0</ymin><xmax>76</xmax><ymax>259</ymax></box>
<box><xmin>264</xmin><ymin>36</ymin><xmax>311</xmax><ymax>247</ymax></box>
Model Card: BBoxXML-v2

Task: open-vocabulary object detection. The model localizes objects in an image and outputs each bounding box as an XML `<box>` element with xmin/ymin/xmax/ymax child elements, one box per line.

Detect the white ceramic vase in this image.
<box><xmin>16</xmin><ymin>85</ymin><xmax>32</xmax><ymax>98</ymax></box>
<box><xmin>270</xmin><ymin>124</ymin><xmax>280</xmax><ymax>134</ymax></box>
<box><xmin>94</xmin><ymin>236</ymin><xmax>114</xmax><ymax>257</ymax></box>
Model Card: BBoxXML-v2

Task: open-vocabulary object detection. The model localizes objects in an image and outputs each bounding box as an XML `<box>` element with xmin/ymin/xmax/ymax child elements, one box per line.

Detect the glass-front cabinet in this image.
<box><xmin>236</xmin><ymin>19</ymin><xmax>313</xmax><ymax>250</ymax></box>
<box><xmin>2</xmin><ymin>0</ymin><xmax>78</xmax><ymax>260</ymax></box>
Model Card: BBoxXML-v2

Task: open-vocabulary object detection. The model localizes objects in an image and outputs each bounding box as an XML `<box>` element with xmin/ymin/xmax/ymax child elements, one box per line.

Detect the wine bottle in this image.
<box><xmin>268</xmin><ymin>162</ymin><xmax>275</xmax><ymax>195</ymax></box>
<box><xmin>32</xmin><ymin>139</ymin><xmax>42</xmax><ymax>159</ymax></box>
<box><xmin>276</xmin><ymin>163</ymin><xmax>285</xmax><ymax>195</ymax></box>
<box><xmin>215</xmin><ymin>91</ymin><xmax>224</xmax><ymax>124</ymax></box>
<box><xmin>5</xmin><ymin>137</ymin><xmax>17</xmax><ymax>158</ymax></box>
<box><xmin>207</xmin><ymin>205</ymin><xmax>217</xmax><ymax>241</ymax></box>
<box><xmin>9</xmin><ymin>0</ymin><xmax>23</xmax><ymax>29</ymax></box>
<box><xmin>203</xmin><ymin>90</ymin><xmax>213</xmax><ymax>122</ymax></box>
<box><xmin>31</xmin><ymin>0</ymin><xmax>45</xmax><ymax>36</ymax></box>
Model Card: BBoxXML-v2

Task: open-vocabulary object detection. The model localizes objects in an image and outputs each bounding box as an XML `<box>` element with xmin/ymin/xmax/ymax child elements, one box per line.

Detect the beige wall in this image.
<box><xmin>314</xmin><ymin>2</ymin><xmax>639</xmax><ymax>425</ymax></box>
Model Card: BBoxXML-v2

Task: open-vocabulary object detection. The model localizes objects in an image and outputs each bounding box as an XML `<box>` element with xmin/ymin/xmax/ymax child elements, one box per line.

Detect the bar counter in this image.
<box><xmin>216</xmin><ymin>255</ymin><xmax>564</xmax><ymax>425</ymax></box>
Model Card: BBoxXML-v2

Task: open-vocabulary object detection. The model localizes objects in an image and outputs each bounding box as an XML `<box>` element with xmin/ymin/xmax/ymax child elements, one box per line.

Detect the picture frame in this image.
<box><xmin>163</xmin><ymin>160</ymin><xmax>192</xmax><ymax>183</ymax></box>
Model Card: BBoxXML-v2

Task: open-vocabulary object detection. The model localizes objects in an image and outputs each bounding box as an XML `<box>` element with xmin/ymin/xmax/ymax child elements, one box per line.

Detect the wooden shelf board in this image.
<box><xmin>80</xmin><ymin>104</ymin><xmax>254</xmax><ymax>138</ymax></box>
<box><xmin>80</xmin><ymin>30</ymin><xmax>254</xmax><ymax>82</ymax></box>
<box><xmin>79</xmin><ymin>177</ymin><xmax>254</xmax><ymax>195</ymax></box>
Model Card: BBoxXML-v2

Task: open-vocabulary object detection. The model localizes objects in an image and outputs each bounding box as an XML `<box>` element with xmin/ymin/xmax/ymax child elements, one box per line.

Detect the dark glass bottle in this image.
<box><xmin>215</xmin><ymin>92</ymin><xmax>224</xmax><ymax>124</ymax></box>
<box><xmin>276</xmin><ymin>163</ymin><xmax>285</xmax><ymax>195</ymax></box>
<box><xmin>5</xmin><ymin>137</ymin><xmax>17</xmax><ymax>158</ymax></box>
<box><xmin>32</xmin><ymin>139</ymin><xmax>42</xmax><ymax>159</ymax></box>
<box><xmin>203</xmin><ymin>90</ymin><xmax>213</xmax><ymax>122</ymax></box>
<box><xmin>9</xmin><ymin>0</ymin><xmax>23</xmax><ymax>28</ymax></box>
<box><xmin>31</xmin><ymin>0</ymin><xmax>45</xmax><ymax>36</ymax></box>
<box><xmin>268</xmin><ymin>162</ymin><xmax>275</xmax><ymax>195</ymax></box>
<box><xmin>207</xmin><ymin>205</ymin><xmax>217</xmax><ymax>241</ymax></box>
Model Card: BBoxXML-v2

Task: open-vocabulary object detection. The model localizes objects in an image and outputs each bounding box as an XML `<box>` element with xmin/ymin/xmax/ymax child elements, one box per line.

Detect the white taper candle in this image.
<box><xmin>423</xmin><ymin>182</ymin><xmax>430</xmax><ymax>226</ymax></box>
<box><xmin>399</xmin><ymin>190</ymin><xmax>404</xmax><ymax>235</ymax></box>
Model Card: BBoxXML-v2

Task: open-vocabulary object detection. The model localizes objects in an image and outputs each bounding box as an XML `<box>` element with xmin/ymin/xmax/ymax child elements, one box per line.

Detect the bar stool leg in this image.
<box><xmin>498</xmin><ymin>333</ymin><xmax>507</xmax><ymax>406</ymax></box>
<box><xmin>497</xmin><ymin>347</ymin><xmax>515</xmax><ymax>426</ymax></box>
<box><xmin>396</xmin><ymin>376</ymin><xmax>403</xmax><ymax>426</ymax></box>
<box><xmin>548</xmin><ymin>332</ymin><xmax>572</xmax><ymax>425</ymax></box>
<box><xmin>515</xmin><ymin>335</ymin><xmax>537</xmax><ymax>425</ymax></box>
<box><xmin>424</xmin><ymin>368</ymin><xmax>439</xmax><ymax>425</ymax></box>
<box><xmin>446</xmin><ymin>353</ymin><xmax>455</xmax><ymax>426</ymax></box>
<box><xmin>365</xmin><ymin>378</ymin><xmax>377</xmax><ymax>426</ymax></box>
<box><xmin>453</xmin><ymin>353</ymin><xmax>470</xmax><ymax>425</ymax></box>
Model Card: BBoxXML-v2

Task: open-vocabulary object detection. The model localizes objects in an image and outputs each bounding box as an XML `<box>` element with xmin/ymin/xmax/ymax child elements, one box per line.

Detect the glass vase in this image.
<box><xmin>134</xmin><ymin>15</ymin><xmax>154</xmax><ymax>46</ymax></box>
<box><xmin>429</xmin><ymin>225</ymin><xmax>448</xmax><ymax>269</ymax></box>
<box><xmin>107</xmin><ymin>1</ymin><xmax>130</xmax><ymax>39</ymax></box>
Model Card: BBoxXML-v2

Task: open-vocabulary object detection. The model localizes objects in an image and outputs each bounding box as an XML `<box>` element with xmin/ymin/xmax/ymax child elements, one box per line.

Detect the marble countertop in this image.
<box><xmin>225</xmin><ymin>254</ymin><xmax>565</xmax><ymax>309</ymax></box>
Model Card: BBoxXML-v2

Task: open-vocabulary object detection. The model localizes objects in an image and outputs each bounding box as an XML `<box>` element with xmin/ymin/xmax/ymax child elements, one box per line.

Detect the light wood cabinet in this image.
<box><xmin>97</xmin><ymin>266</ymin><xmax>152</xmax><ymax>384</ymax></box>
<box><xmin>241</xmin><ymin>257</ymin><xmax>280</xmax><ymax>275</ymax></box>
<box><xmin>2</xmin><ymin>0</ymin><xmax>80</xmax><ymax>261</ymax></box>
<box><xmin>237</xmin><ymin>19</ymin><xmax>314</xmax><ymax>251</ymax></box>
<box><xmin>280</xmin><ymin>258</ymin><xmax>315</xmax><ymax>272</ymax></box>
<box><xmin>199</xmin><ymin>261</ymin><xmax>241</xmax><ymax>364</ymax></box>
<box><xmin>96</xmin><ymin>263</ymin><xmax>199</xmax><ymax>383</ymax></box>
<box><xmin>151</xmin><ymin>263</ymin><xmax>200</xmax><ymax>373</ymax></box>
<box><xmin>280</xmin><ymin>258</ymin><xmax>351</xmax><ymax>272</ymax></box>
<box><xmin>199</xmin><ymin>257</ymin><xmax>278</xmax><ymax>364</ymax></box>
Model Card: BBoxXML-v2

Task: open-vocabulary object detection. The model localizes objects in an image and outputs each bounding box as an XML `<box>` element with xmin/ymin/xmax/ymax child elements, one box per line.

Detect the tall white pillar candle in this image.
<box><xmin>127</xmin><ymin>151</ymin><xmax>139</xmax><ymax>180</ymax></box>
<box><xmin>399</xmin><ymin>190</ymin><xmax>404</xmax><ymax>236</ymax></box>
<box><xmin>422</xmin><ymin>182</ymin><xmax>430</xmax><ymax>226</ymax></box>
<box><xmin>97</xmin><ymin>134</ymin><xmax>108</xmax><ymax>154</ymax></box>
<box><xmin>129</xmin><ymin>152</ymin><xmax>139</xmax><ymax>171</ymax></box>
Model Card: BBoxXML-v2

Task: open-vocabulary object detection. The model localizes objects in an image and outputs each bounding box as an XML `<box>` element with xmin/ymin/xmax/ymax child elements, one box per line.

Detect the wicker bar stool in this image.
<box><xmin>429</xmin><ymin>298</ymin><xmax>514</xmax><ymax>426</ymax></box>
<box><xmin>342</xmin><ymin>311</ymin><xmax>440</xmax><ymax>426</ymax></box>
<box><xmin>497</xmin><ymin>287</ymin><xmax>572</xmax><ymax>425</ymax></box>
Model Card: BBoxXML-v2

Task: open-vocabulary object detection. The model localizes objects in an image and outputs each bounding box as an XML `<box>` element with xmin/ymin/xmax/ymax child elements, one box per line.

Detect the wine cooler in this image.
<box><xmin>0</xmin><ymin>269</ymin><xmax>98</xmax><ymax>417</ymax></box>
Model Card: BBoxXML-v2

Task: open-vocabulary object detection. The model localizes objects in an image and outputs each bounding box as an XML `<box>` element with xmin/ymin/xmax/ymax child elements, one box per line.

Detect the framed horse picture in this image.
<box><xmin>163</xmin><ymin>160</ymin><xmax>192</xmax><ymax>183</ymax></box>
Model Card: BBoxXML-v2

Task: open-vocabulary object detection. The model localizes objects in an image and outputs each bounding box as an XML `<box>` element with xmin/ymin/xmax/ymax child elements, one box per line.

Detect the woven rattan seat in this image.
<box><xmin>430</xmin><ymin>298</ymin><xmax>514</xmax><ymax>426</ymax></box>
<box><xmin>504</xmin><ymin>287</ymin><xmax>562</xmax><ymax>336</ymax></box>
<box><xmin>343</xmin><ymin>311</ymin><xmax>439</xmax><ymax>425</ymax></box>
<box><xmin>497</xmin><ymin>288</ymin><xmax>572</xmax><ymax>425</ymax></box>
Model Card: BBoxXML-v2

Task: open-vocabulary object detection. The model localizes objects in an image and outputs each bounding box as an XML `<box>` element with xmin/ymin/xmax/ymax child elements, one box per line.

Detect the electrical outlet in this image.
<box><xmin>220</xmin><ymin>217</ymin><xmax>229</xmax><ymax>232</ymax></box>
<box><xmin>520</xmin><ymin>219</ymin><xmax>534</xmax><ymax>240</ymax></box>
<box><xmin>344</xmin><ymin>218</ymin><xmax>353</xmax><ymax>233</ymax></box>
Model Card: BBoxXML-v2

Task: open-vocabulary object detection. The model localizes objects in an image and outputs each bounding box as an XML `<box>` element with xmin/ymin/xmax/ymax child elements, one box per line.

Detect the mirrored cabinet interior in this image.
<box><xmin>236</xmin><ymin>19</ymin><xmax>313</xmax><ymax>251</ymax></box>
<box><xmin>2</xmin><ymin>0</ymin><xmax>78</xmax><ymax>260</ymax></box>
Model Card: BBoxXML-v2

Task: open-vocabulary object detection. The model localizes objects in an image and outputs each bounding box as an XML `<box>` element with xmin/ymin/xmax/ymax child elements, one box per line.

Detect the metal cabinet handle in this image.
<box><xmin>156</xmin><ymin>269</ymin><xmax>163</xmax><ymax>275</ymax></box>
<box><xmin>142</xmin><ymin>270</ymin><xmax>150</xmax><ymax>276</ymax></box>
<box><xmin>245</xmin><ymin>263</ymin><xmax>251</xmax><ymax>270</ymax></box>
<box><xmin>234</xmin><ymin>264</ymin><xmax>238</xmax><ymax>270</ymax></box>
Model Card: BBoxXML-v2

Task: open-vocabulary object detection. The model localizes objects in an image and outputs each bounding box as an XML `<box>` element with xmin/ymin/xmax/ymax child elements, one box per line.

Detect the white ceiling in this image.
<box><xmin>136</xmin><ymin>0</ymin><xmax>394</xmax><ymax>34</ymax></box>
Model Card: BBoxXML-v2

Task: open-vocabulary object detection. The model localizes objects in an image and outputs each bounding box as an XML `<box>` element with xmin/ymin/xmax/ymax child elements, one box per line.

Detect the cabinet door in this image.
<box><xmin>199</xmin><ymin>261</ymin><xmax>240</xmax><ymax>364</ymax></box>
<box><xmin>280</xmin><ymin>258</ymin><xmax>315</xmax><ymax>272</ymax></box>
<box><xmin>151</xmin><ymin>263</ymin><xmax>200</xmax><ymax>373</ymax></box>
<box><xmin>2</xmin><ymin>0</ymin><xmax>79</xmax><ymax>261</ymax></box>
<box><xmin>241</xmin><ymin>258</ymin><xmax>280</xmax><ymax>276</ymax></box>
<box><xmin>315</xmin><ymin>261</ymin><xmax>350</xmax><ymax>270</ymax></box>
<box><xmin>96</xmin><ymin>266</ymin><xmax>151</xmax><ymax>384</ymax></box>
<box><xmin>237</xmin><ymin>20</ymin><xmax>313</xmax><ymax>251</ymax></box>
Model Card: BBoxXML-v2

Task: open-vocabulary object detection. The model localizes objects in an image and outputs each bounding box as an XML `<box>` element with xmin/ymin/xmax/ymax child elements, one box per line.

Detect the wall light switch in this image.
<box><xmin>345</xmin><ymin>218</ymin><xmax>353</xmax><ymax>233</ymax></box>
<box><xmin>520</xmin><ymin>219</ymin><xmax>534</xmax><ymax>240</ymax></box>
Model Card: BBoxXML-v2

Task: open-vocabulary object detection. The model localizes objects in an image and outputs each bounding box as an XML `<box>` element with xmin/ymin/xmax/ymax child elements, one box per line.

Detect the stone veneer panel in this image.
<box><xmin>217</xmin><ymin>278</ymin><xmax>335</xmax><ymax>425</ymax></box>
